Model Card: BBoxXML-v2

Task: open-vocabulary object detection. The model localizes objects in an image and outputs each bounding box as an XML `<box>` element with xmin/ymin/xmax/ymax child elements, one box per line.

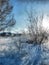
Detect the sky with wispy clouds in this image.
<box><xmin>10</xmin><ymin>0</ymin><xmax>49</xmax><ymax>32</ymax></box>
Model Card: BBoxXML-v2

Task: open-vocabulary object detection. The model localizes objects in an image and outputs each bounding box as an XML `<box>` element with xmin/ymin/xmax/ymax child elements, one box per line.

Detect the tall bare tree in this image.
<box><xmin>0</xmin><ymin>0</ymin><xmax>16</xmax><ymax>31</ymax></box>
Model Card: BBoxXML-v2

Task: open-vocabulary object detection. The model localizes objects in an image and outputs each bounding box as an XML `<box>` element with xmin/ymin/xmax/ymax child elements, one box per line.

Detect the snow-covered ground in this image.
<box><xmin>0</xmin><ymin>37</ymin><xmax>49</xmax><ymax>65</ymax></box>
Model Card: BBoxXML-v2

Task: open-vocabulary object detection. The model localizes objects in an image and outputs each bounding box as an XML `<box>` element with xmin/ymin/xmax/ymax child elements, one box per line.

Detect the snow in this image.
<box><xmin>0</xmin><ymin>37</ymin><xmax>49</xmax><ymax>65</ymax></box>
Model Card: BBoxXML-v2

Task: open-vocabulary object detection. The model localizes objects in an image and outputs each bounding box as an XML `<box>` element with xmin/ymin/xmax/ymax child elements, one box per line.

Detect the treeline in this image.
<box><xmin>0</xmin><ymin>32</ymin><xmax>22</xmax><ymax>37</ymax></box>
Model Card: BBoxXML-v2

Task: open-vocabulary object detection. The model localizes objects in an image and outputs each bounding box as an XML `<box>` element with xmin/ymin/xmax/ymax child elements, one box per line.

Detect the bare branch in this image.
<box><xmin>26</xmin><ymin>9</ymin><xmax>48</xmax><ymax>44</ymax></box>
<box><xmin>0</xmin><ymin>0</ymin><xmax>16</xmax><ymax>31</ymax></box>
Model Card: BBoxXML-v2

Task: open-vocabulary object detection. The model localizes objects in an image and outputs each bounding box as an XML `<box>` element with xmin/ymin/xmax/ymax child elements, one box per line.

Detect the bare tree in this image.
<box><xmin>0</xmin><ymin>0</ymin><xmax>16</xmax><ymax>31</ymax></box>
<box><xmin>26</xmin><ymin>8</ymin><xmax>48</xmax><ymax>44</ymax></box>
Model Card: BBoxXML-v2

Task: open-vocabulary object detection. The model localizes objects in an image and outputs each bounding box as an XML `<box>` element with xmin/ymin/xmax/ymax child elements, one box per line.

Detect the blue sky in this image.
<box><xmin>10</xmin><ymin>0</ymin><xmax>49</xmax><ymax>32</ymax></box>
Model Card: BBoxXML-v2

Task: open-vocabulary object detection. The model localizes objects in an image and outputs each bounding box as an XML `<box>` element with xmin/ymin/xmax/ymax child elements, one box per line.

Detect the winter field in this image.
<box><xmin>0</xmin><ymin>36</ymin><xmax>49</xmax><ymax>65</ymax></box>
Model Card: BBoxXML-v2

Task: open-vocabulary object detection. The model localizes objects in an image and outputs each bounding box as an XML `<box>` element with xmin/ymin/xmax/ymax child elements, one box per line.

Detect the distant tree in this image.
<box><xmin>0</xmin><ymin>0</ymin><xmax>16</xmax><ymax>31</ymax></box>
